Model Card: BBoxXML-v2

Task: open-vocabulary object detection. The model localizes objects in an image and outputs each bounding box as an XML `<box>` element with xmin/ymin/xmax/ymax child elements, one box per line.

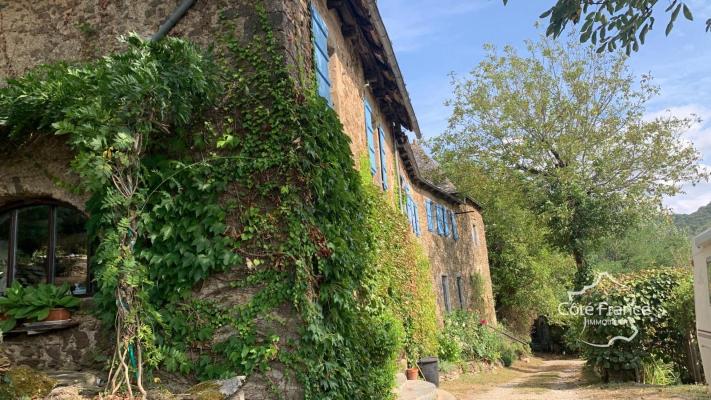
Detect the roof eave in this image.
<box><xmin>362</xmin><ymin>0</ymin><xmax>421</xmax><ymax>138</ymax></box>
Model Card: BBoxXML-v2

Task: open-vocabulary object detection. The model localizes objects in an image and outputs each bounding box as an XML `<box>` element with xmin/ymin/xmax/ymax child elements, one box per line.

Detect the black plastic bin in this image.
<box><xmin>417</xmin><ymin>356</ymin><xmax>439</xmax><ymax>387</ymax></box>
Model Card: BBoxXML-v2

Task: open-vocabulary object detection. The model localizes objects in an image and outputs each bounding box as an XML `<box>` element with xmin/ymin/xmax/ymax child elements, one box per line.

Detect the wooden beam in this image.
<box><xmin>327</xmin><ymin>0</ymin><xmax>344</xmax><ymax>9</ymax></box>
<box><xmin>341</xmin><ymin>24</ymin><xmax>357</xmax><ymax>37</ymax></box>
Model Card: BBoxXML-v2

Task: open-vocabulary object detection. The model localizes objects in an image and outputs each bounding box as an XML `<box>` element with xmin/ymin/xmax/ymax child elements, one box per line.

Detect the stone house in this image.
<box><xmin>0</xmin><ymin>0</ymin><xmax>495</xmax><ymax>380</ymax></box>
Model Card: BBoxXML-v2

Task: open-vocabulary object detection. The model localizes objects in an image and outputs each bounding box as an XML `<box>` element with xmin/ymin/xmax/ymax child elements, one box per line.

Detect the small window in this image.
<box><xmin>442</xmin><ymin>275</ymin><xmax>451</xmax><ymax>312</ymax></box>
<box><xmin>456</xmin><ymin>276</ymin><xmax>464</xmax><ymax>309</ymax></box>
<box><xmin>472</xmin><ymin>223</ymin><xmax>479</xmax><ymax>246</ymax></box>
<box><xmin>0</xmin><ymin>202</ymin><xmax>89</xmax><ymax>295</ymax></box>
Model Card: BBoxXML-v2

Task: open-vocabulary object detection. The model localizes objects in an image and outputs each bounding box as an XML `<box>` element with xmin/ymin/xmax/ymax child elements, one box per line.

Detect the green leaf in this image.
<box><xmin>682</xmin><ymin>4</ymin><xmax>693</xmax><ymax>21</ymax></box>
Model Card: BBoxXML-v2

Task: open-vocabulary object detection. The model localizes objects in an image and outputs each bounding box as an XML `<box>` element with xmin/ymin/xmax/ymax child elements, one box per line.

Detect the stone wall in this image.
<box><xmin>3</xmin><ymin>304</ymin><xmax>107</xmax><ymax>371</ymax></box>
<box><xmin>0</xmin><ymin>135</ymin><xmax>86</xmax><ymax>212</ymax></box>
<box><xmin>0</xmin><ymin>1</ymin><xmax>297</xmax><ymax>82</ymax></box>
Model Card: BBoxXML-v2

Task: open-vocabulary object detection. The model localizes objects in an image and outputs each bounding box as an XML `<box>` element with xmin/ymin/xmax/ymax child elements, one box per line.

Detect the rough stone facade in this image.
<box><xmin>0</xmin><ymin>0</ymin><xmax>497</xmax><ymax>391</ymax></box>
<box><xmin>3</xmin><ymin>305</ymin><xmax>107</xmax><ymax>371</ymax></box>
<box><xmin>308</xmin><ymin>0</ymin><xmax>496</xmax><ymax>322</ymax></box>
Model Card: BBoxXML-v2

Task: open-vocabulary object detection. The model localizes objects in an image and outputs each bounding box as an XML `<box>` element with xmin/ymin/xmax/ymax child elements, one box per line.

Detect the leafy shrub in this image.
<box><xmin>573</xmin><ymin>268</ymin><xmax>696</xmax><ymax>382</ymax></box>
<box><xmin>437</xmin><ymin>329</ymin><xmax>462</xmax><ymax>362</ymax></box>
<box><xmin>500</xmin><ymin>346</ymin><xmax>516</xmax><ymax>367</ymax></box>
<box><xmin>439</xmin><ymin>310</ymin><xmax>530</xmax><ymax>366</ymax></box>
<box><xmin>642</xmin><ymin>355</ymin><xmax>679</xmax><ymax>385</ymax></box>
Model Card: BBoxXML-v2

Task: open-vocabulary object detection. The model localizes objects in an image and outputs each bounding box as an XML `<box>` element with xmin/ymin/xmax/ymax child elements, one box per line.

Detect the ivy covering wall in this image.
<box><xmin>0</xmin><ymin>6</ymin><xmax>440</xmax><ymax>399</ymax></box>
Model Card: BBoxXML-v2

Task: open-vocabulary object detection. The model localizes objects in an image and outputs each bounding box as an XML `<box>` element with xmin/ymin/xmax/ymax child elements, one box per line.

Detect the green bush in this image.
<box><xmin>642</xmin><ymin>355</ymin><xmax>679</xmax><ymax>385</ymax></box>
<box><xmin>500</xmin><ymin>346</ymin><xmax>516</xmax><ymax>367</ymax></box>
<box><xmin>437</xmin><ymin>329</ymin><xmax>462</xmax><ymax>362</ymax></box>
<box><xmin>573</xmin><ymin>268</ymin><xmax>696</xmax><ymax>383</ymax></box>
<box><xmin>439</xmin><ymin>310</ymin><xmax>530</xmax><ymax>366</ymax></box>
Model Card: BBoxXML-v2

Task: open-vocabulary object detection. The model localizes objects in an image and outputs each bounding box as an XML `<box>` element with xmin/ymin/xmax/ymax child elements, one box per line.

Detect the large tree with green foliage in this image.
<box><xmin>506</xmin><ymin>0</ymin><xmax>707</xmax><ymax>54</ymax></box>
<box><xmin>431</xmin><ymin>37</ymin><xmax>706</xmax><ymax>285</ymax></box>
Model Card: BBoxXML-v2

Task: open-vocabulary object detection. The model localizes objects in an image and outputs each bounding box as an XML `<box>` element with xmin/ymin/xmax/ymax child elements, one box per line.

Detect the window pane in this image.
<box><xmin>0</xmin><ymin>212</ymin><xmax>10</xmax><ymax>293</ymax></box>
<box><xmin>15</xmin><ymin>206</ymin><xmax>49</xmax><ymax>285</ymax></box>
<box><xmin>55</xmin><ymin>207</ymin><xmax>88</xmax><ymax>295</ymax></box>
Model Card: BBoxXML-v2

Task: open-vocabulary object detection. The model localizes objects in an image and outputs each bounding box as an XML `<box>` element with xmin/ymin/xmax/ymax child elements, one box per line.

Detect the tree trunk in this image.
<box><xmin>572</xmin><ymin>249</ymin><xmax>592</xmax><ymax>289</ymax></box>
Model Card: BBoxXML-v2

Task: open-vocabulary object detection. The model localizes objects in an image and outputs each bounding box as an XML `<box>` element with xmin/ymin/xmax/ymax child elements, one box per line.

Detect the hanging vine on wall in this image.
<box><xmin>0</xmin><ymin>4</ymin><xmax>441</xmax><ymax>399</ymax></box>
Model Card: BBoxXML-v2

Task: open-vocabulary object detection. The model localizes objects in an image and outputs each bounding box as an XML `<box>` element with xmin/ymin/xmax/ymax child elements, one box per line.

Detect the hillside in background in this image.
<box><xmin>674</xmin><ymin>201</ymin><xmax>711</xmax><ymax>236</ymax></box>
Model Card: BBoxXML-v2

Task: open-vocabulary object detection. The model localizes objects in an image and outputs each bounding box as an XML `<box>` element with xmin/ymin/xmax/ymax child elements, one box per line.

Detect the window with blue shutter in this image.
<box><xmin>378</xmin><ymin>127</ymin><xmax>388</xmax><ymax>190</ymax></box>
<box><xmin>443</xmin><ymin>208</ymin><xmax>451</xmax><ymax>237</ymax></box>
<box><xmin>442</xmin><ymin>275</ymin><xmax>451</xmax><ymax>312</ymax></box>
<box><xmin>413</xmin><ymin>202</ymin><xmax>420</xmax><ymax>237</ymax></box>
<box><xmin>451</xmin><ymin>210</ymin><xmax>459</xmax><ymax>240</ymax></box>
<box><xmin>425</xmin><ymin>199</ymin><xmax>434</xmax><ymax>232</ymax></box>
<box><xmin>364</xmin><ymin>100</ymin><xmax>377</xmax><ymax>175</ymax></box>
<box><xmin>436</xmin><ymin>204</ymin><xmax>444</xmax><ymax>236</ymax></box>
<box><xmin>311</xmin><ymin>4</ymin><xmax>331</xmax><ymax>104</ymax></box>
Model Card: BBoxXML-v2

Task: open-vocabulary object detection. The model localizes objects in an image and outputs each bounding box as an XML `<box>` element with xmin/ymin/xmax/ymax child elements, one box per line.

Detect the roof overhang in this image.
<box><xmin>395</xmin><ymin>134</ymin><xmax>482</xmax><ymax>210</ymax></box>
<box><xmin>327</xmin><ymin>0</ymin><xmax>421</xmax><ymax>138</ymax></box>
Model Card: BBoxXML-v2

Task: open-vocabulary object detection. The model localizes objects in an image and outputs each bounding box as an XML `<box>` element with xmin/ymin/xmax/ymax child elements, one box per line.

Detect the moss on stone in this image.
<box><xmin>187</xmin><ymin>381</ymin><xmax>224</xmax><ymax>400</ymax></box>
<box><xmin>0</xmin><ymin>365</ymin><xmax>57</xmax><ymax>399</ymax></box>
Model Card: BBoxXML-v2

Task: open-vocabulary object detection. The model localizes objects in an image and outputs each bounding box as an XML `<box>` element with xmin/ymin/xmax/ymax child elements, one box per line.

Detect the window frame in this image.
<box><xmin>0</xmin><ymin>199</ymin><xmax>91</xmax><ymax>295</ymax></box>
<box><xmin>442</xmin><ymin>275</ymin><xmax>451</xmax><ymax>312</ymax></box>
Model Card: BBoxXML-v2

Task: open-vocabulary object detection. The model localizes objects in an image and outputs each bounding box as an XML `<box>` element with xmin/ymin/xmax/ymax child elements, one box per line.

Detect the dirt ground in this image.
<box><xmin>440</xmin><ymin>355</ymin><xmax>711</xmax><ymax>400</ymax></box>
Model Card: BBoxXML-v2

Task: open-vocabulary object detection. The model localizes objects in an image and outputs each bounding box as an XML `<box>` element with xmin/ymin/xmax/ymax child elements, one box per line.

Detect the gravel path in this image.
<box><xmin>442</xmin><ymin>356</ymin><xmax>710</xmax><ymax>400</ymax></box>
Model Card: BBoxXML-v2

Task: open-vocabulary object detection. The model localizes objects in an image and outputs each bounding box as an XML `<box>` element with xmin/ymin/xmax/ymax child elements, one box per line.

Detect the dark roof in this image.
<box><xmin>327</xmin><ymin>0</ymin><xmax>421</xmax><ymax>138</ymax></box>
<box><xmin>396</xmin><ymin>138</ymin><xmax>482</xmax><ymax>210</ymax></box>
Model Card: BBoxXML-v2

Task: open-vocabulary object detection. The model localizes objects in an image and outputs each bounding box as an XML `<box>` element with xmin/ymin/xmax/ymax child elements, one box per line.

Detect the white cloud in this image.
<box><xmin>664</xmin><ymin>180</ymin><xmax>711</xmax><ymax>214</ymax></box>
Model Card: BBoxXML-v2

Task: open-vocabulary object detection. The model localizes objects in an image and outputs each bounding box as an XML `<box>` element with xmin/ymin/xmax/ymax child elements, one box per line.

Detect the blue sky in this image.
<box><xmin>379</xmin><ymin>0</ymin><xmax>711</xmax><ymax>214</ymax></box>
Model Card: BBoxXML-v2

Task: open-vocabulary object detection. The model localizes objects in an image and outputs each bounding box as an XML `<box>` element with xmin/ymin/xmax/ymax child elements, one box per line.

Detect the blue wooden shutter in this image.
<box><xmin>311</xmin><ymin>4</ymin><xmax>331</xmax><ymax>104</ymax></box>
<box><xmin>378</xmin><ymin>127</ymin><xmax>388</xmax><ymax>190</ymax></box>
<box><xmin>451</xmin><ymin>210</ymin><xmax>459</xmax><ymax>240</ymax></box>
<box><xmin>444</xmin><ymin>208</ymin><xmax>451</xmax><ymax>237</ymax></box>
<box><xmin>436</xmin><ymin>204</ymin><xmax>444</xmax><ymax>235</ymax></box>
<box><xmin>413</xmin><ymin>203</ymin><xmax>420</xmax><ymax>237</ymax></box>
<box><xmin>365</xmin><ymin>100</ymin><xmax>377</xmax><ymax>175</ymax></box>
<box><xmin>425</xmin><ymin>199</ymin><xmax>434</xmax><ymax>232</ymax></box>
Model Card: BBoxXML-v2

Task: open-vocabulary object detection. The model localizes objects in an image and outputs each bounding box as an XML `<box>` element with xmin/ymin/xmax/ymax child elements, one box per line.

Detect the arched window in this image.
<box><xmin>0</xmin><ymin>201</ymin><xmax>89</xmax><ymax>296</ymax></box>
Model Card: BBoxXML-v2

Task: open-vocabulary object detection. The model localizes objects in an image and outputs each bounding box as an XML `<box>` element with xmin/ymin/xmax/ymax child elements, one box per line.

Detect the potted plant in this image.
<box><xmin>18</xmin><ymin>283</ymin><xmax>80</xmax><ymax>323</ymax></box>
<box><xmin>405</xmin><ymin>345</ymin><xmax>421</xmax><ymax>380</ymax></box>
<box><xmin>0</xmin><ymin>282</ymin><xmax>80</xmax><ymax>330</ymax></box>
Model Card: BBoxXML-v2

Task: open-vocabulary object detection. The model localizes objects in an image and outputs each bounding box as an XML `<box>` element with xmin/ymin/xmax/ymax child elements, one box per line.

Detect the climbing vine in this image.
<box><xmin>0</xmin><ymin>5</ymin><xmax>440</xmax><ymax>399</ymax></box>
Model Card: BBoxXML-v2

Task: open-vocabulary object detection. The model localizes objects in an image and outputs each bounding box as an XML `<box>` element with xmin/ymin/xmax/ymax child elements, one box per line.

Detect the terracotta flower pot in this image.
<box><xmin>405</xmin><ymin>367</ymin><xmax>418</xmax><ymax>380</ymax></box>
<box><xmin>43</xmin><ymin>308</ymin><xmax>71</xmax><ymax>322</ymax></box>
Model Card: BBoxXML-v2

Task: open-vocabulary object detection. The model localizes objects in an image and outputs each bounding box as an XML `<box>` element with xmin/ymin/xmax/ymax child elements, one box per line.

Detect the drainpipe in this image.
<box><xmin>151</xmin><ymin>0</ymin><xmax>196</xmax><ymax>42</ymax></box>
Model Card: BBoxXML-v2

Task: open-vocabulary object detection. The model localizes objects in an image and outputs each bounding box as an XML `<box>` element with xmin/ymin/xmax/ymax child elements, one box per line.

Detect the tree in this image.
<box><xmin>504</xmin><ymin>0</ymin><xmax>707</xmax><ymax>54</ymax></box>
<box><xmin>432</xmin><ymin>160</ymin><xmax>575</xmax><ymax>335</ymax></box>
<box><xmin>431</xmin><ymin>37</ymin><xmax>707</xmax><ymax>285</ymax></box>
<box><xmin>589</xmin><ymin>212</ymin><xmax>691</xmax><ymax>273</ymax></box>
